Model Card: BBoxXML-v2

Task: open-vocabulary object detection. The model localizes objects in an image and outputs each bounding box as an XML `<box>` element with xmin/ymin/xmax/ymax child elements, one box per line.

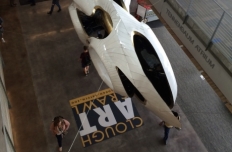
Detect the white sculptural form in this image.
<box><xmin>69</xmin><ymin>0</ymin><xmax>181</xmax><ymax>128</ymax></box>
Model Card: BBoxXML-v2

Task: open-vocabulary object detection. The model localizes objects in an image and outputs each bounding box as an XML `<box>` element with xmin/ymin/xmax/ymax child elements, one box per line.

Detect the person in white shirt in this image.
<box><xmin>50</xmin><ymin>116</ymin><xmax>70</xmax><ymax>152</ymax></box>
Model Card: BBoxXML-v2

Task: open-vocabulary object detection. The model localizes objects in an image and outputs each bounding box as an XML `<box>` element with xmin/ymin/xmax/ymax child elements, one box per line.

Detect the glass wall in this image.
<box><xmin>149</xmin><ymin>0</ymin><xmax>232</xmax><ymax>74</ymax></box>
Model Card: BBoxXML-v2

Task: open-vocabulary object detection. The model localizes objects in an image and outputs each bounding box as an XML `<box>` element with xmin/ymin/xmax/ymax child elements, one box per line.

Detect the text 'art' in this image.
<box><xmin>70</xmin><ymin>88</ymin><xmax>144</xmax><ymax>147</ymax></box>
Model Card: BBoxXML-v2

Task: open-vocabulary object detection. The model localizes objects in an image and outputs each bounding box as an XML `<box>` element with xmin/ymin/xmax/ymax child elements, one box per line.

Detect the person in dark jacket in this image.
<box><xmin>159</xmin><ymin>111</ymin><xmax>181</xmax><ymax>145</ymax></box>
<box><xmin>80</xmin><ymin>46</ymin><xmax>91</xmax><ymax>76</ymax></box>
<box><xmin>47</xmin><ymin>0</ymin><xmax>61</xmax><ymax>14</ymax></box>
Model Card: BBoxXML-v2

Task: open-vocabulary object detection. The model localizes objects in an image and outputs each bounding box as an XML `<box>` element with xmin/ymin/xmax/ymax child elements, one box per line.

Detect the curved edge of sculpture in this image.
<box><xmin>69</xmin><ymin>3</ymin><xmax>89</xmax><ymax>45</ymax></box>
<box><xmin>69</xmin><ymin>0</ymin><xmax>181</xmax><ymax>128</ymax></box>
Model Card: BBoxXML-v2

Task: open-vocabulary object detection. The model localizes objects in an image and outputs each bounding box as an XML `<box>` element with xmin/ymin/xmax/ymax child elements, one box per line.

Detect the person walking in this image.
<box><xmin>159</xmin><ymin>111</ymin><xmax>181</xmax><ymax>145</ymax></box>
<box><xmin>0</xmin><ymin>17</ymin><xmax>5</xmax><ymax>43</ymax></box>
<box><xmin>80</xmin><ymin>46</ymin><xmax>91</xmax><ymax>76</ymax></box>
<box><xmin>50</xmin><ymin>116</ymin><xmax>70</xmax><ymax>152</ymax></box>
<box><xmin>47</xmin><ymin>0</ymin><xmax>61</xmax><ymax>15</ymax></box>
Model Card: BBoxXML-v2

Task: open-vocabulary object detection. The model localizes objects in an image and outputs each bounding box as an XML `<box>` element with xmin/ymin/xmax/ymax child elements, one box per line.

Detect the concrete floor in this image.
<box><xmin>0</xmin><ymin>0</ymin><xmax>232</xmax><ymax>152</ymax></box>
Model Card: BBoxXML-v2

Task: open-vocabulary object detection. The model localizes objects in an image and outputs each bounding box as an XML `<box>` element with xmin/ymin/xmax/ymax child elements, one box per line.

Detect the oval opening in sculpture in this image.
<box><xmin>77</xmin><ymin>8</ymin><xmax>113</xmax><ymax>39</ymax></box>
<box><xmin>116</xmin><ymin>67</ymin><xmax>146</xmax><ymax>105</ymax></box>
<box><xmin>133</xmin><ymin>33</ymin><xmax>174</xmax><ymax>108</ymax></box>
<box><xmin>113</xmin><ymin>0</ymin><xmax>127</xmax><ymax>11</ymax></box>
